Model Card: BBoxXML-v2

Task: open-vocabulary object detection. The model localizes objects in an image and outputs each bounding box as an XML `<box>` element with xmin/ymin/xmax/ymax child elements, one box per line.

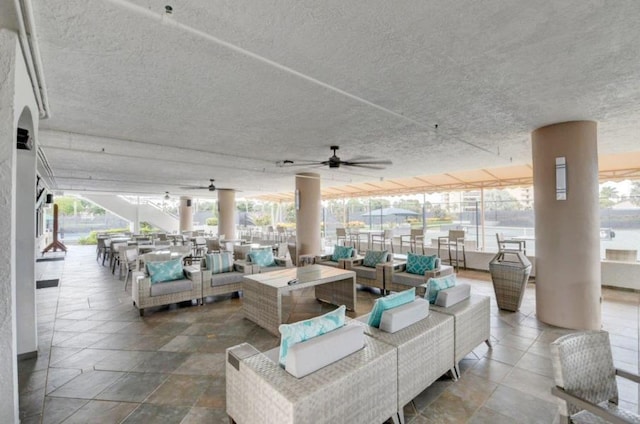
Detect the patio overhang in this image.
<box><xmin>253</xmin><ymin>151</ymin><xmax>640</xmax><ymax>202</ymax></box>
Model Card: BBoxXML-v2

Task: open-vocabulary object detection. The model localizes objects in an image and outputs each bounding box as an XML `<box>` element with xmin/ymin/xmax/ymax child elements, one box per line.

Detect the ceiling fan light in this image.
<box><xmin>164</xmin><ymin>192</ymin><xmax>170</xmax><ymax>200</ymax></box>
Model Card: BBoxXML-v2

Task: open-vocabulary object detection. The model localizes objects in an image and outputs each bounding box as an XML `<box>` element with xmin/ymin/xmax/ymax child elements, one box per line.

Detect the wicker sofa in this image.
<box><xmin>226</xmin><ymin>335</ymin><xmax>398</xmax><ymax>424</ymax></box>
<box><xmin>132</xmin><ymin>265</ymin><xmax>202</xmax><ymax>316</ymax></box>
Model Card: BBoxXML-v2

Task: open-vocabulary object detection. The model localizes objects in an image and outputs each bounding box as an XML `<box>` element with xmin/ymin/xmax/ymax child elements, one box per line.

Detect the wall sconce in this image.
<box><xmin>295</xmin><ymin>189</ymin><xmax>300</xmax><ymax>211</ymax></box>
<box><xmin>45</xmin><ymin>193</ymin><xmax>54</xmax><ymax>204</ymax></box>
<box><xmin>186</xmin><ymin>199</ymin><xmax>192</xmax><ymax>207</ymax></box>
<box><xmin>555</xmin><ymin>157</ymin><xmax>567</xmax><ymax>200</ymax></box>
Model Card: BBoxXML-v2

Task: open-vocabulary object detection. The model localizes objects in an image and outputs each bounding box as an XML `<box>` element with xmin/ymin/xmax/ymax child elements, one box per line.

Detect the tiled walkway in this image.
<box><xmin>18</xmin><ymin>246</ymin><xmax>639</xmax><ymax>423</ymax></box>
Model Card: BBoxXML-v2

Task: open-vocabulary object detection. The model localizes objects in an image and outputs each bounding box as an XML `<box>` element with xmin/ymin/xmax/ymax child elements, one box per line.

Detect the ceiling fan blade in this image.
<box><xmin>343</xmin><ymin>155</ymin><xmax>374</xmax><ymax>162</ymax></box>
<box><xmin>345</xmin><ymin>163</ymin><xmax>388</xmax><ymax>170</ymax></box>
<box><xmin>180</xmin><ymin>185</ymin><xmax>209</xmax><ymax>189</ymax></box>
<box><xmin>344</xmin><ymin>159</ymin><xmax>393</xmax><ymax>165</ymax></box>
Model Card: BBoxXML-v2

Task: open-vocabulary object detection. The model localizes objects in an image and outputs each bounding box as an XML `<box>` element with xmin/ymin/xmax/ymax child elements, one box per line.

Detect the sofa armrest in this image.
<box><xmin>132</xmin><ymin>273</ymin><xmax>151</xmax><ymax>305</ymax></box>
<box><xmin>274</xmin><ymin>257</ymin><xmax>293</xmax><ymax>268</ymax></box>
<box><xmin>234</xmin><ymin>260</ymin><xmax>256</xmax><ymax>274</ymax></box>
<box><xmin>201</xmin><ymin>269</ymin><xmax>212</xmax><ymax>282</ymax></box>
<box><xmin>183</xmin><ymin>265</ymin><xmax>202</xmax><ymax>283</ymax></box>
<box><xmin>342</xmin><ymin>258</ymin><xmax>363</xmax><ymax>270</ymax></box>
<box><xmin>315</xmin><ymin>253</ymin><xmax>333</xmax><ymax>262</ymax></box>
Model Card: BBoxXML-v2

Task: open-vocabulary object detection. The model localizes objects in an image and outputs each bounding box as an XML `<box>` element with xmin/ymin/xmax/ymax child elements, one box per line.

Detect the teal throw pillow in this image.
<box><xmin>367</xmin><ymin>288</ymin><xmax>415</xmax><ymax>328</ymax></box>
<box><xmin>426</xmin><ymin>274</ymin><xmax>456</xmax><ymax>304</ymax></box>
<box><xmin>205</xmin><ymin>252</ymin><xmax>234</xmax><ymax>274</ymax></box>
<box><xmin>278</xmin><ymin>305</ymin><xmax>346</xmax><ymax>367</ymax></box>
<box><xmin>362</xmin><ymin>250</ymin><xmax>388</xmax><ymax>268</ymax></box>
<box><xmin>405</xmin><ymin>252</ymin><xmax>437</xmax><ymax>275</ymax></box>
<box><xmin>331</xmin><ymin>245</ymin><xmax>353</xmax><ymax>262</ymax></box>
<box><xmin>248</xmin><ymin>249</ymin><xmax>276</xmax><ymax>267</ymax></box>
<box><xmin>146</xmin><ymin>259</ymin><xmax>184</xmax><ymax>284</ymax></box>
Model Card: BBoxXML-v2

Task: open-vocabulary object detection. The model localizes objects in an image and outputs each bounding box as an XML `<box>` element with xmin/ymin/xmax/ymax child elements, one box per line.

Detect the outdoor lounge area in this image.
<box><xmin>4</xmin><ymin>2</ymin><xmax>640</xmax><ymax>423</ymax></box>
<box><xmin>16</xmin><ymin>245</ymin><xmax>640</xmax><ymax>423</ymax></box>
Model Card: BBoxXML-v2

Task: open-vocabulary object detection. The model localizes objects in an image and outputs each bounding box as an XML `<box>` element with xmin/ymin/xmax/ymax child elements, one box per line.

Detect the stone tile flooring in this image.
<box><xmin>18</xmin><ymin>246</ymin><xmax>639</xmax><ymax>423</ymax></box>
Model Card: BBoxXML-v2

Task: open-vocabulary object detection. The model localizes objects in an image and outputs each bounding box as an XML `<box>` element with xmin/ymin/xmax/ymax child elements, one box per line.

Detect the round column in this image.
<box><xmin>296</xmin><ymin>173</ymin><xmax>321</xmax><ymax>261</ymax></box>
<box><xmin>217</xmin><ymin>189</ymin><xmax>236</xmax><ymax>240</ymax></box>
<box><xmin>179</xmin><ymin>196</ymin><xmax>193</xmax><ymax>233</ymax></box>
<box><xmin>532</xmin><ymin>121</ymin><xmax>601</xmax><ymax>330</ymax></box>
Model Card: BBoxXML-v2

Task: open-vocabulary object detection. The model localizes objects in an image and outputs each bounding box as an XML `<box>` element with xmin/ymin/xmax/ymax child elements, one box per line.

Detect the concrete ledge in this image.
<box><xmin>602</xmin><ymin>260</ymin><xmax>640</xmax><ymax>291</ymax></box>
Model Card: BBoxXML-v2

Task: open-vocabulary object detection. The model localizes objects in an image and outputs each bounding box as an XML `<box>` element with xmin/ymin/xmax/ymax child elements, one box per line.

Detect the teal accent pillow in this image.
<box><xmin>146</xmin><ymin>259</ymin><xmax>184</xmax><ymax>284</ymax></box>
<box><xmin>248</xmin><ymin>249</ymin><xmax>276</xmax><ymax>267</ymax></box>
<box><xmin>205</xmin><ymin>252</ymin><xmax>234</xmax><ymax>274</ymax></box>
<box><xmin>331</xmin><ymin>245</ymin><xmax>353</xmax><ymax>262</ymax></box>
<box><xmin>362</xmin><ymin>250</ymin><xmax>388</xmax><ymax>268</ymax></box>
<box><xmin>405</xmin><ymin>253</ymin><xmax>437</xmax><ymax>275</ymax></box>
<box><xmin>278</xmin><ymin>305</ymin><xmax>346</xmax><ymax>367</ymax></box>
<box><xmin>367</xmin><ymin>288</ymin><xmax>415</xmax><ymax>328</ymax></box>
<box><xmin>426</xmin><ymin>274</ymin><xmax>456</xmax><ymax>304</ymax></box>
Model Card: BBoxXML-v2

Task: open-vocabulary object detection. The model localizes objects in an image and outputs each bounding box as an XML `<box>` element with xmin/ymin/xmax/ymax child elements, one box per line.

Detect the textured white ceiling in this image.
<box><xmin>25</xmin><ymin>0</ymin><xmax>640</xmax><ymax>197</ymax></box>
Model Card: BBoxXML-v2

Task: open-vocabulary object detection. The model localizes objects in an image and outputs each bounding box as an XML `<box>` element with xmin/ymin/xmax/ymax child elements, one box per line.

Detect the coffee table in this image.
<box><xmin>242</xmin><ymin>264</ymin><xmax>356</xmax><ymax>336</ymax></box>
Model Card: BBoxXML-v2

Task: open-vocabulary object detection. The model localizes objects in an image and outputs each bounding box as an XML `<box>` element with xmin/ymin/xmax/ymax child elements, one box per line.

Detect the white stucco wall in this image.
<box><xmin>0</xmin><ymin>29</ymin><xmax>20</xmax><ymax>424</ymax></box>
<box><xmin>0</xmin><ymin>27</ymin><xmax>39</xmax><ymax>423</ymax></box>
<box><xmin>14</xmin><ymin>26</ymin><xmax>39</xmax><ymax>356</ymax></box>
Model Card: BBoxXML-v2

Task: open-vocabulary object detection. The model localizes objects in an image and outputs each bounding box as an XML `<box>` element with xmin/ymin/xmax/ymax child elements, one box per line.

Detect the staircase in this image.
<box><xmin>81</xmin><ymin>194</ymin><xmax>179</xmax><ymax>233</ymax></box>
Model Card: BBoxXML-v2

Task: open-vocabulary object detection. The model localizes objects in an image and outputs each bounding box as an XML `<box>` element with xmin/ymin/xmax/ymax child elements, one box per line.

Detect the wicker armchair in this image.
<box><xmin>201</xmin><ymin>260</ymin><xmax>255</xmax><ymax>300</ymax></box>
<box><xmin>341</xmin><ymin>252</ymin><xmax>392</xmax><ymax>292</ymax></box>
<box><xmin>315</xmin><ymin>248</ymin><xmax>358</xmax><ymax>268</ymax></box>
<box><xmin>550</xmin><ymin>331</ymin><xmax>640</xmax><ymax>424</ymax></box>
<box><xmin>383</xmin><ymin>258</ymin><xmax>454</xmax><ymax>295</ymax></box>
<box><xmin>132</xmin><ymin>265</ymin><xmax>202</xmax><ymax>316</ymax></box>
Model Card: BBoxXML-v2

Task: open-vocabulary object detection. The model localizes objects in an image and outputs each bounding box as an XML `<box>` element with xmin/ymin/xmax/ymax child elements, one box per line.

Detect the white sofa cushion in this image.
<box><xmin>435</xmin><ymin>283</ymin><xmax>471</xmax><ymax>308</ymax></box>
<box><xmin>380</xmin><ymin>297</ymin><xmax>430</xmax><ymax>333</ymax></box>
<box><xmin>285</xmin><ymin>324</ymin><xmax>364</xmax><ymax>378</ymax></box>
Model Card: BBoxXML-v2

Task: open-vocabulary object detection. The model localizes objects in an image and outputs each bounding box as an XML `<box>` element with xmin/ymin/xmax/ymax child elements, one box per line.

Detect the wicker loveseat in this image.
<box><xmin>132</xmin><ymin>264</ymin><xmax>202</xmax><ymax>316</ymax></box>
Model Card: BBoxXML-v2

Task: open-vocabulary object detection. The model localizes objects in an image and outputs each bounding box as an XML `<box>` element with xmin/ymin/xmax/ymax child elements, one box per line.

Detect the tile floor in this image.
<box><xmin>19</xmin><ymin>246</ymin><xmax>640</xmax><ymax>423</ymax></box>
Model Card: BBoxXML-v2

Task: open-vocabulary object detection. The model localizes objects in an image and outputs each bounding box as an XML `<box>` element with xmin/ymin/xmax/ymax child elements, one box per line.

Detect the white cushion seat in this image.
<box><xmin>211</xmin><ymin>271</ymin><xmax>244</xmax><ymax>287</ymax></box>
<box><xmin>150</xmin><ymin>278</ymin><xmax>192</xmax><ymax>297</ymax></box>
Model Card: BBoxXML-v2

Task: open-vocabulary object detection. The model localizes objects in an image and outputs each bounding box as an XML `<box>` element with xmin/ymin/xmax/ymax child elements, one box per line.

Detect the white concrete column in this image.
<box><xmin>217</xmin><ymin>190</ymin><xmax>236</xmax><ymax>240</ymax></box>
<box><xmin>179</xmin><ymin>196</ymin><xmax>193</xmax><ymax>233</ymax></box>
<box><xmin>296</xmin><ymin>173</ymin><xmax>321</xmax><ymax>260</ymax></box>
<box><xmin>532</xmin><ymin>121</ymin><xmax>601</xmax><ymax>330</ymax></box>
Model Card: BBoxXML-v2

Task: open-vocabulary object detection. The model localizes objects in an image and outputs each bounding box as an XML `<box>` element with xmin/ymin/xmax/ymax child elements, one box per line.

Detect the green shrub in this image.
<box><xmin>78</xmin><ymin>227</ymin><xmax>129</xmax><ymax>245</ymax></box>
<box><xmin>206</xmin><ymin>217</ymin><xmax>218</xmax><ymax>226</ymax></box>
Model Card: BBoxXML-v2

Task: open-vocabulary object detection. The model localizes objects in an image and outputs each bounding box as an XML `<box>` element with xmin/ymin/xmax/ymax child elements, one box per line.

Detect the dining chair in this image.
<box><xmin>437</xmin><ymin>229</ymin><xmax>466</xmax><ymax>270</ymax></box>
<box><xmin>122</xmin><ymin>246</ymin><xmax>139</xmax><ymax>291</ymax></box>
<box><xmin>336</xmin><ymin>228</ymin><xmax>347</xmax><ymax>246</ymax></box>
<box><xmin>371</xmin><ymin>229</ymin><xmax>394</xmax><ymax>253</ymax></box>
<box><xmin>400</xmin><ymin>228</ymin><xmax>425</xmax><ymax>254</ymax></box>
<box><xmin>496</xmin><ymin>232</ymin><xmax>526</xmax><ymax>255</ymax></box>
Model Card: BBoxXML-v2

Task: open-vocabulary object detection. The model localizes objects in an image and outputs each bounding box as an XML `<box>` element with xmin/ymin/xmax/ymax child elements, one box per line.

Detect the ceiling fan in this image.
<box><xmin>180</xmin><ymin>179</ymin><xmax>238</xmax><ymax>192</ymax></box>
<box><xmin>278</xmin><ymin>146</ymin><xmax>392</xmax><ymax>170</ymax></box>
